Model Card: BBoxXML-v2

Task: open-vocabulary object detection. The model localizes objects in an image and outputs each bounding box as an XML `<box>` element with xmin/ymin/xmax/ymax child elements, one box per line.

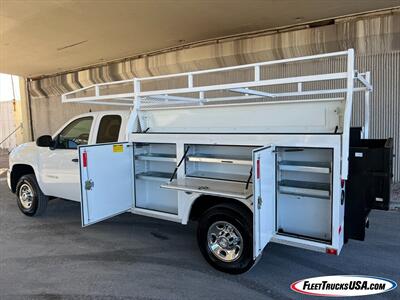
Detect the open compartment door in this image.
<box><xmin>79</xmin><ymin>142</ymin><xmax>133</xmax><ymax>226</ymax></box>
<box><xmin>253</xmin><ymin>146</ymin><xmax>276</xmax><ymax>258</ymax></box>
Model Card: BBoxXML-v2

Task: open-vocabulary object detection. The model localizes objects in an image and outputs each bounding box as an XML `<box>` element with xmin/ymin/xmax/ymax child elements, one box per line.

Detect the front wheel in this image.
<box><xmin>197</xmin><ymin>204</ymin><xmax>255</xmax><ymax>274</ymax></box>
<box><xmin>16</xmin><ymin>174</ymin><xmax>48</xmax><ymax>216</ymax></box>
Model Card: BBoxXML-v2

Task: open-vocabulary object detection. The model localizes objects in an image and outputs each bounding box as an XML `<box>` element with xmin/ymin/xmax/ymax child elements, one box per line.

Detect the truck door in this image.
<box><xmin>253</xmin><ymin>146</ymin><xmax>276</xmax><ymax>258</ymax></box>
<box><xmin>40</xmin><ymin>116</ymin><xmax>94</xmax><ymax>201</ymax></box>
<box><xmin>79</xmin><ymin>142</ymin><xmax>133</xmax><ymax>226</ymax></box>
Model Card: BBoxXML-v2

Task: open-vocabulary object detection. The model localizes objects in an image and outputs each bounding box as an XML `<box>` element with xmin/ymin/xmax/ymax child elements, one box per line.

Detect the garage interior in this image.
<box><xmin>1</xmin><ymin>1</ymin><xmax>399</xmax><ymax>185</ymax></box>
<box><xmin>0</xmin><ymin>0</ymin><xmax>399</xmax><ymax>298</ymax></box>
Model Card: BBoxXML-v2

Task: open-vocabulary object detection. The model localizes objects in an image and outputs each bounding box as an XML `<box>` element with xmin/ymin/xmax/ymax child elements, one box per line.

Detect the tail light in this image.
<box><xmin>326</xmin><ymin>248</ymin><xmax>337</xmax><ymax>255</ymax></box>
<box><xmin>82</xmin><ymin>151</ymin><xmax>88</xmax><ymax>168</ymax></box>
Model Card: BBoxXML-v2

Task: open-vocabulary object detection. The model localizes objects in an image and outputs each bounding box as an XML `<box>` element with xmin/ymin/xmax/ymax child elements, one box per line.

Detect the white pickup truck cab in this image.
<box><xmin>8</xmin><ymin>110</ymin><xmax>129</xmax><ymax>208</ymax></box>
<box><xmin>7</xmin><ymin>50</ymin><xmax>392</xmax><ymax>274</ymax></box>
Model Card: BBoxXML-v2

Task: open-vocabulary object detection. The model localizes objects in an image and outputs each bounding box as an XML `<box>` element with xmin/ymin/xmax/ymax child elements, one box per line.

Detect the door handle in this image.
<box><xmin>72</xmin><ymin>158</ymin><xmax>79</xmax><ymax>163</ymax></box>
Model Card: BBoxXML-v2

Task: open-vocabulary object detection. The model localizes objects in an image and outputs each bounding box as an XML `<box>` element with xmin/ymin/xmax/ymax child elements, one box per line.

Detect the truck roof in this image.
<box><xmin>76</xmin><ymin>110</ymin><xmax>131</xmax><ymax>119</ymax></box>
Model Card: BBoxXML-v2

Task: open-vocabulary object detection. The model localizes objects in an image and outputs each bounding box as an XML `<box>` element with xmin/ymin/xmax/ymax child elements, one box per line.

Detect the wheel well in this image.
<box><xmin>10</xmin><ymin>164</ymin><xmax>35</xmax><ymax>193</ymax></box>
<box><xmin>189</xmin><ymin>195</ymin><xmax>252</xmax><ymax>221</ymax></box>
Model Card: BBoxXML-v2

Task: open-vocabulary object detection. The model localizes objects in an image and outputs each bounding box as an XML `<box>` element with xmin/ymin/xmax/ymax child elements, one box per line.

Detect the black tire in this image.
<box><xmin>16</xmin><ymin>174</ymin><xmax>48</xmax><ymax>217</ymax></box>
<box><xmin>197</xmin><ymin>203</ymin><xmax>255</xmax><ymax>274</ymax></box>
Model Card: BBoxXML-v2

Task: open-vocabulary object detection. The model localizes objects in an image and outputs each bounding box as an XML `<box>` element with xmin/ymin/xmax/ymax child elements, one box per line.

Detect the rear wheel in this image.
<box><xmin>16</xmin><ymin>174</ymin><xmax>48</xmax><ymax>216</ymax></box>
<box><xmin>197</xmin><ymin>204</ymin><xmax>255</xmax><ymax>274</ymax></box>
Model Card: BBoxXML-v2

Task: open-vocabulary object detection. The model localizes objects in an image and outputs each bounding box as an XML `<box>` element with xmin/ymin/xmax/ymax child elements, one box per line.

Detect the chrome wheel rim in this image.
<box><xmin>207</xmin><ymin>221</ymin><xmax>243</xmax><ymax>262</ymax></box>
<box><xmin>19</xmin><ymin>183</ymin><xmax>34</xmax><ymax>209</ymax></box>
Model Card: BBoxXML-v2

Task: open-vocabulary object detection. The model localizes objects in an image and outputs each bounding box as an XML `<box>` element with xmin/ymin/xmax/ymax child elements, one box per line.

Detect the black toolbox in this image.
<box><xmin>345</xmin><ymin>127</ymin><xmax>393</xmax><ymax>241</ymax></box>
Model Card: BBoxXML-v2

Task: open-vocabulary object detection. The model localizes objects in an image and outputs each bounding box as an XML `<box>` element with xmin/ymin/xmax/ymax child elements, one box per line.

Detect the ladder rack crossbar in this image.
<box><xmin>137</xmin><ymin>50</ymin><xmax>349</xmax><ymax>81</ymax></box>
<box><xmin>137</xmin><ymin>72</ymin><xmax>347</xmax><ymax>98</ymax></box>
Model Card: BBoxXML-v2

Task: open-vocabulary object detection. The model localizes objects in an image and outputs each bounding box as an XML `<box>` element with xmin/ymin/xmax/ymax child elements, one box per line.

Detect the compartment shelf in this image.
<box><xmin>136</xmin><ymin>171</ymin><xmax>174</xmax><ymax>182</ymax></box>
<box><xmin>278</xmin><ymin>180</ymin><xmax>330</xmax><ymax>199</ymax></box>
<box><xmin>161</xmin><ymin>177</ymin><xmax>252</xmax><ymax>199</ymax></box>
<box><xmin>187</xmin><ymin>153</ymin><xmax>252</xmax><ymax>166</ymax></box>
<box><xmin>279</xmin><ymin>160</ymin><xmax>330</xmax><ymax>174</ymax></box>
<box><xmin>135</xmin><ymin>153</ymin><xmax>177</xmax><ymax>163</ymax></box>
<box><xmin>186</xmin><ymin>171</ymin><xmax>250</xmax><ymax>182</ymax></box>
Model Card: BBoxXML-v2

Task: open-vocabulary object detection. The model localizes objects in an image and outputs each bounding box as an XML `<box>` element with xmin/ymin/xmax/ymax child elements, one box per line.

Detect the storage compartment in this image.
<box><xmin>345</xmin><ymin>127</ymin><xmax>393</xmax><ymax>241</ymax></box>
<box><xmin>185</xmin><ymin>144</ymin><xmax>256</xmax><ymax>183</ymax></box>
<box><xmin>161</xmin><ymin>144</ymin><xmax>257</xmax><ymax>199</ymax></box>
<box><xmin>134</xmin><ymin>143</ymin><xmax>178</xmax><ymax>214</ymax></box>
<box><xmin>276</xmin><ymin>147</ymin><xmax>333</xmax><ymax>242</ymax></box>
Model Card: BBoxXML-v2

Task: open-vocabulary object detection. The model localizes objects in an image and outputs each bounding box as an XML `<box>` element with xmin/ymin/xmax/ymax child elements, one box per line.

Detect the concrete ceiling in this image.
<box><xmin>1</xmin><ymin>0</ymin><xmax>399</xmax><ymax>78</ymax></box>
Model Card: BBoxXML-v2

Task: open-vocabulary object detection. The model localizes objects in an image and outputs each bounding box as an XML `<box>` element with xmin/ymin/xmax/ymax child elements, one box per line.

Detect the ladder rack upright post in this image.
<box><xmin>341</xmin><ymin>49</ymin><xmax>355</xmax><ymax>180</ymax></box>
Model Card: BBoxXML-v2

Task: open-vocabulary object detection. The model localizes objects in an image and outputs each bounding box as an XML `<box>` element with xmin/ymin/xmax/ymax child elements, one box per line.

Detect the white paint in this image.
<box><xmin>79</xmin><ymin>143</ymin><xmax>133</xmax><ymax>226</ymax></box>
<box><xmin>8</xmin><ymin>110</ymin><xmax>130</xmax><ymax>201</ymax></box>
<box><xmin>253</xmin><ymin>146</ymin><xmax>276</xmax><ymax>258</ymax></box>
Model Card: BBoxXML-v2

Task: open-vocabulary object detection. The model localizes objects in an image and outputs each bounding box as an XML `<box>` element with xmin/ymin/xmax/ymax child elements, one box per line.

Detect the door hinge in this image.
<box><xmin>257</xmin><ymin>196</ymin><xmax>263</xmax><ymax>209</ymax></box>
<box><xmin>85</xmin><ymin>179</ymin><xmax>94</xmax><ymax>191</ymax></box>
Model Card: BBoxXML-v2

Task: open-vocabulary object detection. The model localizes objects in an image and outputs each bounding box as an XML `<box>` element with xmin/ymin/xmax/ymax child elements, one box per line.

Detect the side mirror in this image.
<box><xmin>36</xmin><ymin>135</ymin><xmax>53</xmax><ymax>148</ymax></box>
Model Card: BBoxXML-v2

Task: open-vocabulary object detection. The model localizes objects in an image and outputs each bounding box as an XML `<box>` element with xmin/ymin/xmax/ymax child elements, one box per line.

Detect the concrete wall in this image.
<box><xmin>27</xmin><ymin>11</ymin><xmax>400</xmax><ymax>181</ymax></box>
<box><xmin>0</xmin><ymin>100</ymin><xmax>23</xmax><ymax>150</ymax></box>
<box><xmin>29</xmin><ymin>99</ymin><xmax>126</xmax><ymax>137</ymax></box>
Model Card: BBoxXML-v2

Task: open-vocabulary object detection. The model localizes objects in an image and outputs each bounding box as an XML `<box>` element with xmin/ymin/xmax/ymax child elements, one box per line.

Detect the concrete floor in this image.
<box><xmin>0</xmin><ymin>176</ymin><xmax>399</xmax><ymax>300</ymax></box>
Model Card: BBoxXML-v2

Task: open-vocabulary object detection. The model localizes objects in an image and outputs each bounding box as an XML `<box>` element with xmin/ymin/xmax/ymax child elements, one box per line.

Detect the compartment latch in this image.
<box><xmin>257</xmin><ymin>196</ymin><xmax>263</xmax><ymax>209</ymax></box>
<box><xmin>85</xmin><ymin>179</ymin><xmax>94</xmax><ymax>191</ymax></box>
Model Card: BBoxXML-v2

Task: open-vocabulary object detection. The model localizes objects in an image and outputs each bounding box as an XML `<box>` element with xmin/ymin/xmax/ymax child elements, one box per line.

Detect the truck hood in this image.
<box><xmin>9</xmin><ymin>142</ymin><xmax>38</xmax><ymax>166</ymax></box>
<box><xmin>11</xmin><ymin>142</ymin><xmax>36</xmax><ymax>154</ymax></box>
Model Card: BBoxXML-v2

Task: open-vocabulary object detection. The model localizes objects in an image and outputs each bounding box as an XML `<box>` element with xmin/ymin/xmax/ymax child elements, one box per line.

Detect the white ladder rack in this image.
<box><xmin>62</xmin><ymin>50</ymin><xmax>371</xmax><ymax>109</ymax></box>
<box><xmin>61</xmin><ymin>49</ymin><xmax>372</xmax><ymax>180</ymax></box>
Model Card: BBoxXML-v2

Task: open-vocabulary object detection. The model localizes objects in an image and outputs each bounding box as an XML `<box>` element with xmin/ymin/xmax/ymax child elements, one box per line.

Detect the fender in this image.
<box><xmin>8</xmin><ymin>142</ymin><xmax>49</xmax><ymax>195</ymax></box>
<box><xmin>180</xmin><ymin>192</ymin><xmax>253</xmax><ymax>225</ymax></box>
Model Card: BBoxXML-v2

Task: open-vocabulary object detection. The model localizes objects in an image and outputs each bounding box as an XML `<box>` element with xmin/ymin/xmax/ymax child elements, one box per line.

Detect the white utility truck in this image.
<box><xmin>8</xmin><ymin>49</ymin><xmax>393</xmax><ymax>273</ymax></box>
